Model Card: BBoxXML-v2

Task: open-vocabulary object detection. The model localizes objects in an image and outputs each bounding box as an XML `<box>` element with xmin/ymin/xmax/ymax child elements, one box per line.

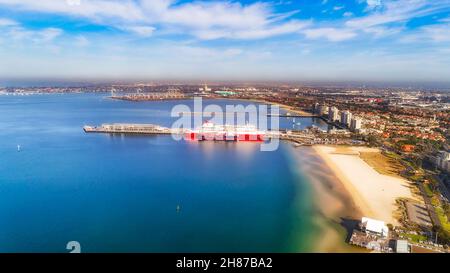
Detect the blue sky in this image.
<box><xmin>1</xmin><ymin>0</ymin><xmax>450</xmax><ymax>83</ymax></box>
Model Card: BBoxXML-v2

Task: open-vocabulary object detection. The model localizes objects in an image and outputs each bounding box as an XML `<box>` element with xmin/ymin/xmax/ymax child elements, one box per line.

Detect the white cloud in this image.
<box><xmin>164</xmin><ymin>45</ymin><xmax>243</xmax><ymax>60</ymax></box>
<box><xmin>66</xmin><ymin>0</ymin><xmax>81</xmax><ymax>6</ymax></box>
<box><xmin>122</xmin><ymin>26</ymin><xmax>156</xmax><ymax>37</ymax></box>
<box><xmin>40</xmin><ymin>28</ymin><xmax>63</xmax><ymax>42</ymax></box>
<box><xmin>302</xmin><ymin>27</ymin><xmax>357</xmax><ymax>42</ymax></box>
<box><xmin>6</xmin><ymin>25</ymin><xmax>63</xmax><ymax>43</ymax></box>
<box><xmin>194</xmin><ymin>20</ymin><xmax>310</xmax><ymax>40</ymax></box>
<box><xmin>0</xmin><ymin>0</ymin><xmax>145</xmax><ymax>21</ymax></box>
<box><xmin>343</xmin><ymin>12</ymin><xmax>353</xmax><ymax>17</ymax></box>
<box><xmin>0</xmin><ymin>17</ymin><xmax>18</xmax><ymax>26</ymax></box>
<box><xmin>223</xmin><ymin>48</ymin><xmax>243</xmax><ymax>57</ymax></box>
<box><xmin>74</xmin><ymin>35</ymin><xmax>89</xmax><ymax>46</ymax></box>
<box><xmin>347</xmin><ymin>0</ymin><xmax>450</xmax><ymax>29</ymax></box>
<box><xmin>0</xmin><ymin>17</ymin><xmax>63</xmax><ymax>47</ymax></box>
<box><xmin>363</xmin><ymin>26</ymin><xmax>403</xmax><ymax>38</ymax></box>
<box><xmin>0</xmin><ymin>0</ymin><xmax>304</xmax><ymax>40</ymax></box>
<box><xmin>365</xmin><ymin>0</ymin><xmax>382</xmax><ymax>10</ymax></box>
<box><xmin>401</xmin><ymin>23</ymin><xmax>450</xmax><ymax>43</ymax></box>
<box><xmin>422</xmin><ymin>23</ymin><xmax>450</xmax><ymax>42</ymax></box>
<box><xmin>300</xmin><ymin>48</ymin><xmax>311</xmax><ymax>55</ymax></box>
<box><xmin>335</xmin><ymin>0</ymin><xmax>450</xmax><ymax>42</ymax></box>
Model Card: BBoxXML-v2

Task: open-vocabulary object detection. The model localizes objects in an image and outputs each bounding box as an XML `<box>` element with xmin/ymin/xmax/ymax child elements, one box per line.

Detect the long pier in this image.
<box><xmin>84</xmin><ymin>124</ymin><xmax>309</xmax><ymax>135</ymax></box>
<box><xmin>83</xmin><ymin>124</ymin><xmax>174</xmax><ymax>135</ymax></box>
<box><xmin>83</xmin><ymin>123</ymin><xmax>338</xmax><ymax>146</ymax></box>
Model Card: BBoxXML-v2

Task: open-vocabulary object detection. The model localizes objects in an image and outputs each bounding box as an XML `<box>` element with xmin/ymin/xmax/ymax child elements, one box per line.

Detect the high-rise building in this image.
<box><xmin>340</xmin><ymin>110</ymin><xmax>352</xmax><ymax>127</ymax></box>
<box><xmin>328</xmin><ymin>106</ymin><xmax>339</xmax><ymax>122</ymax></box>
<box><xmin>350</xmin><ymin>117</ymin><xmax>362</xmax><ymax>132</ymax></box>
<box><xmin>312</xmin><ymin>103</ymin><xmax>320</xmax><ymax>114</ymax></box>
<box><xmin>318</xmin><ymin>105</ymin><xmax>329</xmax><ymax>116</ymax></box>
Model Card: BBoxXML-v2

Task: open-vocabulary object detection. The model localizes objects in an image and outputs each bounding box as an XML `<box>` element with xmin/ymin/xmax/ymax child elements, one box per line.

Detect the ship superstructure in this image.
<box><xmin>185</xmin><ymin>121</ymin><xmax>266</xmax><ymax>141</ymax></box>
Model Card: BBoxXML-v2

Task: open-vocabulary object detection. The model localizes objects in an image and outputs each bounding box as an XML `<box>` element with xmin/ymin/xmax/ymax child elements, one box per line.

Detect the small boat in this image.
<box><xmin>17</xmin><ymin>145</ymin><xmax>21</xmax><ymax>152</ymax></box>
<box><xmin>176</xmin><ymin>205</ymin><xmax>181</xmax><ymax>213</ymax></box>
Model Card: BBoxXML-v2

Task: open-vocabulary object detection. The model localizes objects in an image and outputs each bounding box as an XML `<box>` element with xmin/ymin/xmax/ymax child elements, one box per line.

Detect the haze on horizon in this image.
<box><xmin>1</xmin><ymin>0</ymin><xmax>450</xmax><ymax>84</ymax></box>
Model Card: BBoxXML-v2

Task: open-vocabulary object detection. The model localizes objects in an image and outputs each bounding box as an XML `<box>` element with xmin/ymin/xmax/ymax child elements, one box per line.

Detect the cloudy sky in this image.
<box><xmin>1</xmin><ymin>0</ymin><xmax>450</xmax><ymax>83</ymax></box>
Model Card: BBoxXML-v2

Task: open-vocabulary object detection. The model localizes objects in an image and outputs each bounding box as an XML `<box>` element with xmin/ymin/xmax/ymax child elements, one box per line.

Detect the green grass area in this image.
<box><xmin>400</xmin><ymin>233</ymin><xmax>427</xmax><ymax>243</ymax></box>
<box><xmin>360</xmin><ymin>151</ymin><xmax>404</xmax><ymax>177</ymax></box>
<box><xmin>436</xmin><ymin>206</ymin><xmax>450</xmax><ymax>233</ymax></box>
<box><xmin>431</xmin><ymin>196</ymin><xmax>440</xmax><ymax>207</ymax></box>
<box><xmin>424</xmin><ymin>183</ymin><xmax>434</xmax><ymax>197</ymax></box>
<box><xmin>409</xmin><ymin>174</ymin><xmax>425</xmax><ymax>183</ymax></box>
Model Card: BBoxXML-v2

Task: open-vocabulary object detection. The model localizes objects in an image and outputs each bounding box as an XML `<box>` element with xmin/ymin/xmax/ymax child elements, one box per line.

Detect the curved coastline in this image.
<box><xmin>217</xmin><ymin>97</ymin><xmax>312</xmax><ymax>116</ymax></box>
<box><xmin>286</xmin><ymin>145</ymin><xmax>366</xmax><ymax>253</ymax></box>
<box><xmin>292</xmin><ymin>144</ymin><xmax>418</xmax><ymax>253</ymax></box>
<box><xmin>313</xmin><ymin>145</ymin><xmax>415</xmax><ymax>226</ymax></box>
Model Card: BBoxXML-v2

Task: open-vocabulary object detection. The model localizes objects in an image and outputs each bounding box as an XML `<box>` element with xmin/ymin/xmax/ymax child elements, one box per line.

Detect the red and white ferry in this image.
<box><xmin>185</xmin><ymin>121</ymin><xmax>266</xmax><ymax>142</ymax></box>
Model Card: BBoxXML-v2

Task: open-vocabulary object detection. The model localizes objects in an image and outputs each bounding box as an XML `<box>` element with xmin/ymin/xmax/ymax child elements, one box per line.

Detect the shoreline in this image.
<box><xmin>288</xmin><ymin>146</ymin><xmax>365</xmax><ymax>253</ymax></box>
<box><xmin>312</xmin><ymin>146</ymin><xmax>374</xmax><ymax>219</ymax></box>
<box><xmin>107</xmin><ymin>95</ymin><xmax>315</xmax><ymax>117</ymax></box>
<box><xmin>290</xmin><ymin>144</ymin><xmax>417</xmax><ymax>252</ymax></box>
<box><xmin>312</xmin><ymin>145</ymin><xmax>416</xmax><ymax>226</ymax></box>
<box><xmin>218</xmin><ymin>97</ymin><xmax>314</xmax><ymax>116</ymax></box>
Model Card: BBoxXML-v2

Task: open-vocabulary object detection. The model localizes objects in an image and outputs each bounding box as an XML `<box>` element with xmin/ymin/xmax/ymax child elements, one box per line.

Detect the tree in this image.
<box><xmin>367</xmin><ymin>135</ymin><xmax>379</xmax><ymax>147</ymax></box>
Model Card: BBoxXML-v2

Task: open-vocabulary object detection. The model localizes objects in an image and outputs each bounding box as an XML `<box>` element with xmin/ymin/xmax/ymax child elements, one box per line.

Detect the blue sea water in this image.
<box><xmin>0</xmin><ymin>93</ymin><xmax>326</xmax><ymax>253</ymax></box>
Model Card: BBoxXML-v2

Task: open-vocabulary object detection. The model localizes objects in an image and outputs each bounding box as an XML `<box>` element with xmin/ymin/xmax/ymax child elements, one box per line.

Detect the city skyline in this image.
<box><xmin>1</xmin><ymin>0</ymin><xmax>450</xmax><ymax>83</ymax></box>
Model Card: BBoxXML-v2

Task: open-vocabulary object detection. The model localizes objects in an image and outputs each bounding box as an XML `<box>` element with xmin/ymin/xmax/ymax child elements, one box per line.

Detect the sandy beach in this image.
<box><xmin>226</xmin><ymin>97</ymin><xmax>313</xmax><ymax>116</ymax></box>
<box><xmin>266</xmin><ymin>101</ymin><xmax>313</xmax><ymax>116</ymax></box>
<box><xmin>289</xmin><ymin>146</ymin><xmax>366</xmax><ymax>253</ymax></box>
<box><xmin>313</xmin><ymin>145</ymin><xmax>415</xmax><ymax>226</ymax></box>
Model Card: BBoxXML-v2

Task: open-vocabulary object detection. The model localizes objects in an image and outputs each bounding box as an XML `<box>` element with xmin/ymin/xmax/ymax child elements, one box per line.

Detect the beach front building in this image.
<box><xmin>360</xmin><ymin>217</ymin><xmax>389</xmax><ymax>238</ymax></box>
<box><xmin>328</xmin><ymin>106</ymin><xmax>339</xmax><ymax>122</ymax></box>
<box><xmin>395</xmin><ymin>240</ymin><xmax>410</xmax><ymax>253</ymax></box>
<box><xmin>350</xmin><ymin>117</ymin><xmax>362</xmax><ymax>132</ymax></box>
<box><xmin>349</xmin><ymin>217</ymin><xmax>392</xmax><ymax>252</ymax></box>
<box><xmin>317</xmin><ymin>105</ymin><xmax>329</xmax><ymax>116</ymax></box>
<box><xmin>340</xmin><ymin>110</ymin><xmax>353</xmax><ymax>127</ymax></box>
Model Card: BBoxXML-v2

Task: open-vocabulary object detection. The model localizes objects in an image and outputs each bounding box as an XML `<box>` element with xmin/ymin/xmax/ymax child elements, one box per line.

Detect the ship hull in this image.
<box><xmin>185</xmin><ymin>133</ymin><xmax>265</xmax><ymax>142</ymax></box>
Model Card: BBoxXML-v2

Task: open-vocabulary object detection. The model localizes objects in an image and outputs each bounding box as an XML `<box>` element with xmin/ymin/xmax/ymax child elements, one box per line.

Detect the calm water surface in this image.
<box><xmin>0</xmin><ymin>93</ymin><xmax>326</xmax><ymax>252</ymax></box>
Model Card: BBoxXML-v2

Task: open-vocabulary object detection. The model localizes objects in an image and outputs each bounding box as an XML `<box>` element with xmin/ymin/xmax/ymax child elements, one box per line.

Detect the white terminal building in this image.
<box><xmin>361</xmin><ymin>217</ymin><xmax>389</xmax><ymax>238</ymax></box>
